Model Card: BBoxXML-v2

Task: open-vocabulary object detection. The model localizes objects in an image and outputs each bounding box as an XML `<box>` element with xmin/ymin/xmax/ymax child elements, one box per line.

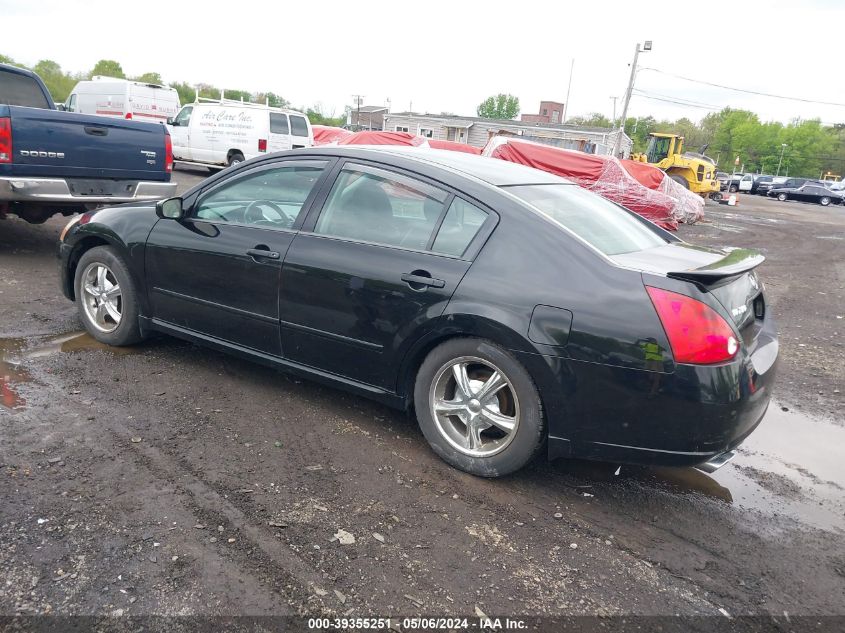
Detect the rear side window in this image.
<box><xmin>0</xmin><ymin>71</ymin><xmax>51</xmax><ymax>108</ymax></box>
<box><xmin>270</xmin><ymin>113</ymin><xmax>289</xmax><ymax>134</ymax></box>
<box><xmin>290</xmin><ymin>115</ymin><xmax>309</xmax><ymax>137</ymax></box>
<box><xmin>431</xmin><ymin>198</ymin><xmax>488</xmax><ymax>257</ymax></box>
<box><xmin>505</xmin><ymin>184</ymin><xmax>667</xmax><ymax>256</ymax></box>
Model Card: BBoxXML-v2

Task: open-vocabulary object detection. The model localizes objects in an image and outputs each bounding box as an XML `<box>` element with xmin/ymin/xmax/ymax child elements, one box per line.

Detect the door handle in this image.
<box><xmin>84</xmin><ymin>126</ymin><xmax>108</xmax><ymax>136</ymax></box>
<box><xmin>401</xmin><ymin>272</ymin><xmax>445</xmax><ymax>289</ymax></box>
<box><xmin>247</xmin><ymin>248</ymin><xmax>280</xmax><ymax>260</ymax></box>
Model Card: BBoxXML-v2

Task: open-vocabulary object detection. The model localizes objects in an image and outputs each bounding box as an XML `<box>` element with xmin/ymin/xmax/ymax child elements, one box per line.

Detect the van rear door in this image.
<box><xmin>289</xmin><ymin>114</ymin><xmax>311</xmax><ymax>148</ymax></box>
<box><xmin>268</xmin><ymin>113</ymin><xmax>291</xmax><ymax>152</ymax></box>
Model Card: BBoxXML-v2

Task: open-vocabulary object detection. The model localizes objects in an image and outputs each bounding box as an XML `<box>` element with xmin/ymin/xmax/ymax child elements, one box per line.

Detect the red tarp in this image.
<box><xmin>312</xmin><ymin>125</ymin><xmax>353</xmax><ymax>146</ymax></box>
<box><xmin>621</xmin><ymin>159</ymin><xmax>705</xmax><ymax>224</ymax></box>
<box><xmin>483</xmin><ymin>137</ymin><xmax>680</xmax><ymax>230</ymax></box>
<box><xmin>338</xmin><ymin>131</ymin><xmax>427</xmax><ymax>146</ymax></box>
<box><xmin>428</xmin><ymin>140</ymin><xmax>482</xmax><ymax>155</ymax></box>
<box><xmin>620</xmin><ymin>159</ymin><xmax>665</xmax><ymax>189</ymax></box>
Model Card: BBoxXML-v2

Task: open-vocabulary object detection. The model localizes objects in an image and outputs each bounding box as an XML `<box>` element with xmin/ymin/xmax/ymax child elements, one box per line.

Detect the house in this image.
<box><xmin>349</xmin><ymin>105</ymin><xmax>388</xmax><ymax>130</ymax></box>
<box><xmin>521</xmin><ymin>100</ymin><xmax>565</xmax><ymax>125</ymax></box>
<box><xmin>382</xmin><ymin>112</ymin><xmax>633</xmax><ymax>157</ymax></box>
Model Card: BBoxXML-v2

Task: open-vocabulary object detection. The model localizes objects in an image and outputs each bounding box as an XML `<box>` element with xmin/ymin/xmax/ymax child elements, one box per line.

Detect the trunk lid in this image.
<box><xmin>7</xmin><ymin>105</ymin><xmax>169</xmax><ymax>181</ymax></box>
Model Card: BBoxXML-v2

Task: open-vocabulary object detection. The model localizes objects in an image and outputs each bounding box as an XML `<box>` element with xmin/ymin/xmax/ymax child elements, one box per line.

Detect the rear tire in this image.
<box><xmin>820</xmin><ymin>196</ymin><xmax>831</xmax><ymax>206</ymax></box>
<box><xmin>227</xmin><ymin>152</ymin><xmax>245</xmax><ymax>168</ymax></box>
<box><xmin>729</xmin><ymin>185</ymin><xmax>738</xmax><ymax>193</ymax></box>
<box><xmin>669</xmin><ymin>175</ymin><xmax>689</xmax><ymax>189</ymax></box>
<box><xmin>777</xmin><ymin>193</ymin><xmax>788</xmax><ymax>201</ymax></box>
<box><xmin>413</xmin><ymin>338</ymin><xmax>545</xmax><ymax>477</ymax></box>
<box><xmin>74</xmin><ymin>246</ymin><xmax>144</xmax><ymax>347</ymax></box>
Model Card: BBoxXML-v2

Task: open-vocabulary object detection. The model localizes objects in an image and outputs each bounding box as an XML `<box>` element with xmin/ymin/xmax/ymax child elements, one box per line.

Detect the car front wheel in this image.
<box><xmin>777</xmin><ymin>193</ymin><xmax>788</xmax><ymax>201</ymax></box>
<box><xmin>414</xmin><ymin>338</ymin><xmax>545</xmax><ymax>477</ymax></box>
<box><xmin>820</xmin><ymin>196</ymin><xmax>831</xmax><ymax>206</ymax></box>
<box><xmin>74</xmin><ymin>246</ymin><xmax>144</xmax><ymax>346</ymax></box>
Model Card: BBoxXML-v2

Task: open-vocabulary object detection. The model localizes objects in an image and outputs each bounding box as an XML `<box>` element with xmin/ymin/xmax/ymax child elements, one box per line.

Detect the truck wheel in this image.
<box><xmin>414</xmin><ymin>338</ymin><xmax>545</xmax><ymax>477</ymax></box>
<box><xmin>74</xmin><ymin>246</ymin><xmax>144</xmax><ymax>347</ymax></box>
<box><xmin>227</xmin><ymin>152</ymin><xmax>245</xmax><ymax>168</ymax></box>
<box><xmin>669</xmin><ymin>175</ymin><xmax>689</xmax><ymax>189</ymax></box>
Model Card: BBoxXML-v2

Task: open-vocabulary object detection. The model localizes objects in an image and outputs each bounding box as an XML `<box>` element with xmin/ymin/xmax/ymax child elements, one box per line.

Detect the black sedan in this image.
<box><xmin>767</xmin><ymin>182</ymin><xmax>843</xmax><ymax>206</ymax></box>
<box><xmin>58</xmin><ymin>148</ymin><xmax>778</xmax><ymax>477</ymax></box>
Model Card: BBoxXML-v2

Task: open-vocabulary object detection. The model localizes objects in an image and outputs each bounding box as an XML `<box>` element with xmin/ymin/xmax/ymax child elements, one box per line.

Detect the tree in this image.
<box><xmin>0</xmin><ymin>53</ymin><xmax>16</xmax><ymax>64</ymax></box>
<box><xmin>567</xmin><ymin>112</ymin><xmax>612</xmax><ymax>128</ymax></box>
<box><xmin>476</xmin><ymin>94</ymin><xmax>520</xmax><ymax>120</ymax></box>
<box><xmin>33</xmin><ymin>59</ymin><xmax>75</xmax><ymax>103</ymax></box>
<box><xmin>89</xmin><ymin>59</ymin><xmax>125</xmax><ymax>79</ymax></box>
<box><xmin>133</xmin><ymin>72</ymin><xmax>163</xmax><ymax>85</ymax></box>
<box><xmin>304</xmin><ymin>104</ymin><xmax>344</xmax><ymax>127</ymax></box>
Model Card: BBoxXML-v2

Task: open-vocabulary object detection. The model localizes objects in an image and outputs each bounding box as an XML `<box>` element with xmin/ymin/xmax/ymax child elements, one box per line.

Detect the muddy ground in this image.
<box><xmin>1</xmin><ymin>168</ymin><xmax>843</xmax><ymax>626</ymax></box>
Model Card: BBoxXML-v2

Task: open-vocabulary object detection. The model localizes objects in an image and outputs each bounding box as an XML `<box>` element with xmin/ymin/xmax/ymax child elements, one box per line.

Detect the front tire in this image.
<box><xmin>414</xmin><ymin>338</ymin><xmax>545</xmax><ymax>477</ymax></box>
<box><xmin>820</xmin><ymin>196</ymin><xmax>831</xmax><ymax>206</ymax></box>
<box><xmin>777</xmin><ymin>193</ymin><xmax>788</xmax><ymax>201</ymax></box>
<box><xmin>729</xmin><ymin>185</ymin><xmax>738</xmax><ymax>193</ymax></box>
<box><xmin>74</xmin><ymin>246</ymin><xmax>144</xmax><ymax>346</ymax></box>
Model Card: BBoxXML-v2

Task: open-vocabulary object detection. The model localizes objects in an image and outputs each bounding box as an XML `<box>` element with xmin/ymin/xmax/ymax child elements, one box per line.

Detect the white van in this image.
<box><xmin>64</xmin><ymin>76</ymin><xmax>181</xmax><ymax>123</ymax></box>
<box><xmin>167</xmin><ymin>100</ymin><xmax>314</xmax><ymax>169</ymax></box>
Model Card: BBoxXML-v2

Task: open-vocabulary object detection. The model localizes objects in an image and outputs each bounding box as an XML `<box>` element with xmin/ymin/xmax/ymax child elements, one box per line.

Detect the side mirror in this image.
<box><xmin>56</xmin><ymin>104</ymin><xmax>67</xmax><ymax>111</ymax></box>
<box><xmin>156</xmin><ymin>197</ymin><xmax>185</xmax><ymax>220</ymax></box>
<box><xmin>166</xmin><ymin>117</ymin><xmax>175</xmax><ymax>126</ymax></box>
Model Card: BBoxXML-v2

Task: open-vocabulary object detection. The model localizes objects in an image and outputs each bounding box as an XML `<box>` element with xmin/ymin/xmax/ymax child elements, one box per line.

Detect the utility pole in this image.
<box><xmin>609</xmin><ymin>96</ymin><xmax>618</xmax><ymax>126</ymax></box>
<box><xmin>776</xmin><ymin>143</ymin><xmax>788</xmax><ymax>176</ymax></box>
<box><xmin>561</xmin><ymin>58</ymin><xmax>575</xmax><ymax>124</ymax></box>
<box><xmin>352</xmin><ymin>94</ymin><xmax>364</xmax><ymax>129</ymax></box>
<box><xmin>613</xmin><ymin>41</ymin><xmax>651</xmax><ymax>157</ymax></box>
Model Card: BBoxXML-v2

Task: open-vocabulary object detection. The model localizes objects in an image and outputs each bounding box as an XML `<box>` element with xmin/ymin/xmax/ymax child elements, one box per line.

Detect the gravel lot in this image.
<box><xmin>1</xmin><ymin>167</ymin><xmax>843</xmax><ymax>623</ymax></box>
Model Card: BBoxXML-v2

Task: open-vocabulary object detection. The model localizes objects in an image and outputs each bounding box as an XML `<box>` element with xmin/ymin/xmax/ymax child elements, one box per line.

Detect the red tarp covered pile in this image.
<box><xmin>621</xmin><ymin>159</ymin><xmax>704</xmax><ymax>224</ymax></box>
<box><xmin>312</xmin><ymin>125</ymin><xmax>353</xmax><ymax>146</ymax></box>
<box><xmin>483</xmin><ymin>136</ymin><xmax>681</xmax><ymax>230</ymax></box>
<box><xmin>338</xmin><ymin>131</ymin><xmax>428</xmax><ymax>147</ymax></box>
<box><xmin>428</xmin><ymin>140</ymin><xmax>482</xmax><ymax>155</ymax></box>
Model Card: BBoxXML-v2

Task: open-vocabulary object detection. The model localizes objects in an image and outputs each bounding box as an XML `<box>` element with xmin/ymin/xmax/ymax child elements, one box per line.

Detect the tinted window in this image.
<box><xmin>505</xmin><ymin>184</ymin><xmax>666</xmax><ymax>256</ymax></box>
<box><xmin>195</xmin><ymin>162</ymin><xmax>327</xmax><ymax>228</ymax></box>
<box><xmin>270</xmin><ymin>113</ymin><xmax>289</xmax><ymax>134</ymax></box>
<box><xmin>290</xmin><ymin>115</ymin><xmax>309</xmax><ymax>137</ymax></box>
<box><xmin>0</xmin><ymin>70</ymin><xmax>51</xmax><ymax>108</ymax></box>
<box><xmin>173</xmin><ymin>106</ymin><xmax>192</xmax><ymax>126</ymax></box>
<box><xmin>314</xmin><ymin>165</ymin><xmax>447</xmax><ymax>250</ymax></box>
<box><xmin>432</xmin><ymin>198</ymin><xmax>488</xmax><ymax>257</ymax></box>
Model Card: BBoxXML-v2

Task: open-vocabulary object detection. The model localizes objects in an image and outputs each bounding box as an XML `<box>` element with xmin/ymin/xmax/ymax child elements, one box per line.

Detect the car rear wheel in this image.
<box><xmin>777</xmin><ymin>193</ymin><xmax>788</xmax><ymax>201</ymax></box>
<box><xmin>414</xmin><ymin>338</ymin><xmax>544</xmax><ymax>477</ymax></box>
<box><xmin>227</xmin><ymin>152</ymin><xmax>245</xmax><ymax>168</ymax></box>
<box><xmin>820</xmin><ymin>196</ymin><xmax>831</xmax><ymax>206</ymax></box>
<box><xmin>74</xmin><ymin>246</ymin><xmax>143</xmax><ymax>346</ymax></box>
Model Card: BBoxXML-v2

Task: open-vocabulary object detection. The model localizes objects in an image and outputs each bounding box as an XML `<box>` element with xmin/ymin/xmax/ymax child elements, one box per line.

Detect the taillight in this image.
<box><xmin>646</xmin><ymin>286</ymin><xmax>739</xmax><ymax>365</ymax></box>
<box><xmin>164</xmin><ymin>132</ymin><xmax>173</xmax><ymax>173</ymax></box>
<box><xmin>125</xmin><ymin>112</ymin><xmax>133</xmax><ymax>119</ymax></box>
<box><xmin>0</xmin><ymin>117</ymin><xmax>12</xmax><ymax>163</ymax></box>
<box><xmin>258</xmin><ymin>138</ymin><xmax>267</xmax><ymax>152</ymax></box>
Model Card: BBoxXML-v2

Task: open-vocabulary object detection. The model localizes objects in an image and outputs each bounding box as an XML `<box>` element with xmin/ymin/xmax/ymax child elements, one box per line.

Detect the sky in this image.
<box><xmin>2</xmin><ymin>0</ymin><xmax>843</xmax><ymax>126</ymax></box>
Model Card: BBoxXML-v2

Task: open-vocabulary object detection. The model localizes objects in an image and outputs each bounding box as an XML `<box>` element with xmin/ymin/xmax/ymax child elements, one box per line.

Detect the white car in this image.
<box><xmin>167</xmin><ymin>100</ymin><xmax>313</xmax><ymax>169</ymax></box>
<box><xmin>64</xmin><ymin>76</ymin><xmax>180</xmax><ymax>123</ymax></box>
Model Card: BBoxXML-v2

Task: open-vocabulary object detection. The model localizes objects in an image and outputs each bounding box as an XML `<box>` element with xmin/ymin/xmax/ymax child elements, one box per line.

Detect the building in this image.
<box><xmin>521</xmin><ymin>100</ymin><xmax>565</xmax><ymax>125</ymax></box>
<box><xmin>382</xmin><ymin>112</ymin><xmax>632</xmax><ymax>157</ymax></box>
<box><xmin>349</xmin><ymin>105</ymin><xmax>388</xmax><ymax>130</ymax></box>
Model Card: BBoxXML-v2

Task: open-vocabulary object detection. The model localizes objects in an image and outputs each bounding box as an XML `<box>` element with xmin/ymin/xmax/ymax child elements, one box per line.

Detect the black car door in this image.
<box><xmin>278</xmin><ymin>161</ymin><xmax>493</xmax><ymax>390</ymax></box>
<box><xmin>145</xmin><ymin>159</ymin><xmax>331</xmax><ymax>355</ymax></box>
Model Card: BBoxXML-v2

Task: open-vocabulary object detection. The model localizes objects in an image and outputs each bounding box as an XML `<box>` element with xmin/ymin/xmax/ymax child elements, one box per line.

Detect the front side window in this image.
<box><xmin>270</xmin><ymin>113</ymin><xmax>289</xmax><ymax>134</ymax></box>
<box><xmin>505</xmin><ymin>184</ymin><xmax>667</xmax><ymax>256</ymax></box>
<box><xmin>290</xmin><ymin>115</ymin><xmax>309</xmax><ymax>137</ymax></box>
<box><xmin>66</xmin><ymin>94</ymin><xmax>77</xmax><ymax>112</ymax></box>
<box><xmin>173</xmin><ymin>106</ymin><xmax>192</xmax><ymax>126</ymax></box>
<box><xmin>194</xmin><ymin>162</ymin><xmax>327</xmax><ymax>228</ymax></box>
<box><xmin>431</xmin><ymin>198</ymin><xmax>488</xmax><ymax>257</ymax></box>
<box><xmin>314</xmin><ymin>164</ymin><xmax>447</xmax><ymax>250</ymax></box>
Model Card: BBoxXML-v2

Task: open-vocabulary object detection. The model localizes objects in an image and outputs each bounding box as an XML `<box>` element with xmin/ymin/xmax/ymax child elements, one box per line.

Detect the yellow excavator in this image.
<box><xmin>631</xmin><ymin>133</ymin><xmax>722</xmax><ymax>200</ymax></box>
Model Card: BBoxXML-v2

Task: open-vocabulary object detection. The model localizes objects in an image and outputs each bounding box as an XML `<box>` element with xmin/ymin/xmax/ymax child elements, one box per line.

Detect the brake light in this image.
<box><xmin>0</xmin><ymin>117</ymin><xmax>11</xmax><ymax>163</ymax></box>
<box><xmin>646</xmin><ymin>286</ymin><xmax>739</xmax><ymax>365</ymax></box>
<box><xmin>125</xmin><ymin>112</ymin><xmax>133</xmax><ymax>119</ymax></box>
<box><xmin>258</xmin><ymin>138</ymin><xmax>267</xmax><ymax>152</ymax></box>
<box><xmin>164</xmin><ymin>132</ymin><xmax>173</xmax><ymax>173</ymax></box>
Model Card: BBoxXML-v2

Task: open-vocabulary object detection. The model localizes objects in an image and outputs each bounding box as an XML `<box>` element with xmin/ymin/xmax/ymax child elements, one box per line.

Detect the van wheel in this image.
<box><xmin>227</xmin><ymin>152</ymin><xmax>245</xmax><ymax>167</ymax></box>
<box><xmin>414</xmin><ymin>338</ymin><xmax>545</xmax><ymax>477</ymax></box>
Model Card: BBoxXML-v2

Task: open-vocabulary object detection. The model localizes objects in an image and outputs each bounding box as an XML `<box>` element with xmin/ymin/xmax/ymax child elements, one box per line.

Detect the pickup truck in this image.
<box><xmin>1</xmin><ymin>63</ymin><xmax>176</xmax><ymax>224</ymax></box>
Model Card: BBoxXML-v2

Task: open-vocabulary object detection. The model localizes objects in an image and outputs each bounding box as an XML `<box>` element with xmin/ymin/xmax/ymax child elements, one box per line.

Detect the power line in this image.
<box><xmin>639</xmin><ymin>68</ymin><xmax>845</xmax><ymax>108</ymax></box>
<box><xmin>632</xmin><ymin>89</ymin><xmax>721</xmax><ymax>110</ymax></box>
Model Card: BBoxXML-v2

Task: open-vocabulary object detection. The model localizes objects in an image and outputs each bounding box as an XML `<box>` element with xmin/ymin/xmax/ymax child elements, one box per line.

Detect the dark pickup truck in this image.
<box><xmin>1</xmin><ymin>63</ymin><xmax>176</xmax><ymax>224</ymax></box>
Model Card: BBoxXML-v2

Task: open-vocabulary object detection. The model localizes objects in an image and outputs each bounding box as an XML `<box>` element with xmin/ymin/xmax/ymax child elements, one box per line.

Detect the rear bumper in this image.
<box><xmin>0</xmin><ymin>176</ymin><xmax>176</xmax><ymax>205</ymax></box>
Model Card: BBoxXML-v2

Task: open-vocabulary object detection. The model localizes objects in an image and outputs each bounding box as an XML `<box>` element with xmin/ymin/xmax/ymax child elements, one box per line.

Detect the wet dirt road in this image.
<box><xmin>1</xmin><ymin>171</ymin><xmax>843</xmax><ymax>621</ymax></box>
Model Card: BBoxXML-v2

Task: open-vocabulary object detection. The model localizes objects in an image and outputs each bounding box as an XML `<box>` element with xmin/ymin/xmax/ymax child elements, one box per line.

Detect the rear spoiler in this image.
<box><xmin>667</xmin><ymin>248</ymin><xmax>765</xmax><ymax>283</ymax></box>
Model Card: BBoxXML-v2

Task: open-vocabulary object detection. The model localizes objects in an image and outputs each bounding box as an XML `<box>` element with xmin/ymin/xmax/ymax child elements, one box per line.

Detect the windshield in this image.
<box><xmin>505</xmin><ymin>184</ymin><xmax>668</xmax><ymax>256</ymax></box>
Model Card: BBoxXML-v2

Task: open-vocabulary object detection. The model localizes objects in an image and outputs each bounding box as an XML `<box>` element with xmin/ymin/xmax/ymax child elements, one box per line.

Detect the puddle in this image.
<box><xmin>815</xmin><ymin>235</ymin><xmax>844</xmax><ymax>240</ymax></box>
<box><xmin>0</xmin><ymin>331</ymin><xmax>136</xmax><ymax>410</ymax></box>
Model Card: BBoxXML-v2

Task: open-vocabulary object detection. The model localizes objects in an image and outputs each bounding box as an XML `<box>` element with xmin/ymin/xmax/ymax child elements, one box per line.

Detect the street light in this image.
<box><xmin>776</xmin><ymin>143</ymin><xmax>788</xmax><ymax>177</ymax></box>
<box><xmin>612</xmin><ymin>41</ymin><xmax>652</xmax><ymax>157</ymax></box>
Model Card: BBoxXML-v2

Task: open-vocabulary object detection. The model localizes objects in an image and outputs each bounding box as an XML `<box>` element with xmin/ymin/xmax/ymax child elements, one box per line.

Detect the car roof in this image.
<box><xmin>300</xmin><ymin>146</ymin><xmax>569</xmax><ymax>187</ymax></box>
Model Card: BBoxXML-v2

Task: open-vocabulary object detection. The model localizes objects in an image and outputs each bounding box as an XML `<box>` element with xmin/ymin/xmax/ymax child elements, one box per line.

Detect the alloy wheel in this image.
<box><xmin>429</xmin><ymin>356</ymin><xmax>520</xmax><ymax>457</ymax></box>
<box><xmin>80</xmin><ymin>262</ymin><xmax>122</xmax><ymax>333</ymax></box>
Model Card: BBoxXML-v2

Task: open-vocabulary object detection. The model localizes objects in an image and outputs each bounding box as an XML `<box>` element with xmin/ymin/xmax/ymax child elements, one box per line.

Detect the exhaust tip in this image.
<box><xmin>696</xmin><ymin>450</ymin><xmax>737</xmax><ymax>473</ymax></box>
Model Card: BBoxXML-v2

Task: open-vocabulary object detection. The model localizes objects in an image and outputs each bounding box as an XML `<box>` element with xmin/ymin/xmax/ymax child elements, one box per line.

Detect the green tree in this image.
<box><xmin>303</xmin><ymin>104</ymin><xmax>344</xmax><ymax>127</ymax></box>
<box><xmin>476</xmin><ymin>93</ymin><xmax>520</xmax><ymax>120</ymax></box>
<box><xmin>567</xmin><ymin>112</ymin><xmax>612</xmax><ymax>128</ymax></box>
<box><xmin>33</xmin><ymin>59</ymin><xmax>75</xmax><ymax>103</ymax></box>
<box><xmin>89</xmin><ymin>59</ymin><xmax>125</xmax><ymax>79</ymax></box>
<box><xmin>133</xmin><ymin>72</ymin><xmax>163</xmax><ymax>85</ymax></box>
<box><xmin>0</xmin><ymin>53</ymin><xmax>16</xmax><ymax>64</ymax></box>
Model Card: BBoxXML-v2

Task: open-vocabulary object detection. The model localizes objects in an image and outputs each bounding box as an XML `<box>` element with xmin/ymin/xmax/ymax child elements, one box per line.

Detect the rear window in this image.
<box><xmin>505</xmin><ymin>184</ymin><xmax>667</xmax><ymax>256</ymax></box>
<box><xmin>270</xmin><ymin>113</ymin><xmax>289</xmax><ymax>135</ymax></box>
<box><xmin>290</xmin><ymin>115</ymin><xmax>309</xmax><ymax>137</ymax></box>
<box><xmin>0</xmin><ymin>70</ymin><xmax>51</xmax><ymax>108</ymax></box>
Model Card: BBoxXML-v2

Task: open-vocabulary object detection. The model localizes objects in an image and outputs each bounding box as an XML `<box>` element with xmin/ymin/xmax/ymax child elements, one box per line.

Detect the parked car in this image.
<box><xmin>0</xmin><ymin>63</ymin><xmax>176</xmax><ymax>224</ymax></box>
<box><xmin>715</xmin><ymin>171</ymin><xmax>730</xmax><ymax>190</ymax></box>
<box><xmin>724</xmin><ymin>173</ymin><xmax>774</xmax><ymax>194</ymax></box>
<box><xmin>753</xmin><ymin>175</ymin><xmax>776</xmax><ymax>195</ymax></box>
<box><xmin>59</xmin><ymin>147</ymin><xmax>778</xmax><ymax>477</ymax></box>
<box><xmin>167</xmin><ymin>100</ymin><xmax>313</xmax><ymax>170</ymax></box>
<box><xmin>63</xmin><ymin>76</ymin><xmax>181</xmax><ymax>123</ymax></box>
<box><xmin>768</xmin><ymin>182</ymin><xmax>843</xmax><ymax>206</ymax></box>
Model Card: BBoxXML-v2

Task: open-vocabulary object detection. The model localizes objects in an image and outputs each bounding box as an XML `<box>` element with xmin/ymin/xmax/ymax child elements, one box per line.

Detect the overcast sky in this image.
<box><xmin>2</xmin><ymin>0</ymin><xmax>843</xmax><ymax>126</ymax></box>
